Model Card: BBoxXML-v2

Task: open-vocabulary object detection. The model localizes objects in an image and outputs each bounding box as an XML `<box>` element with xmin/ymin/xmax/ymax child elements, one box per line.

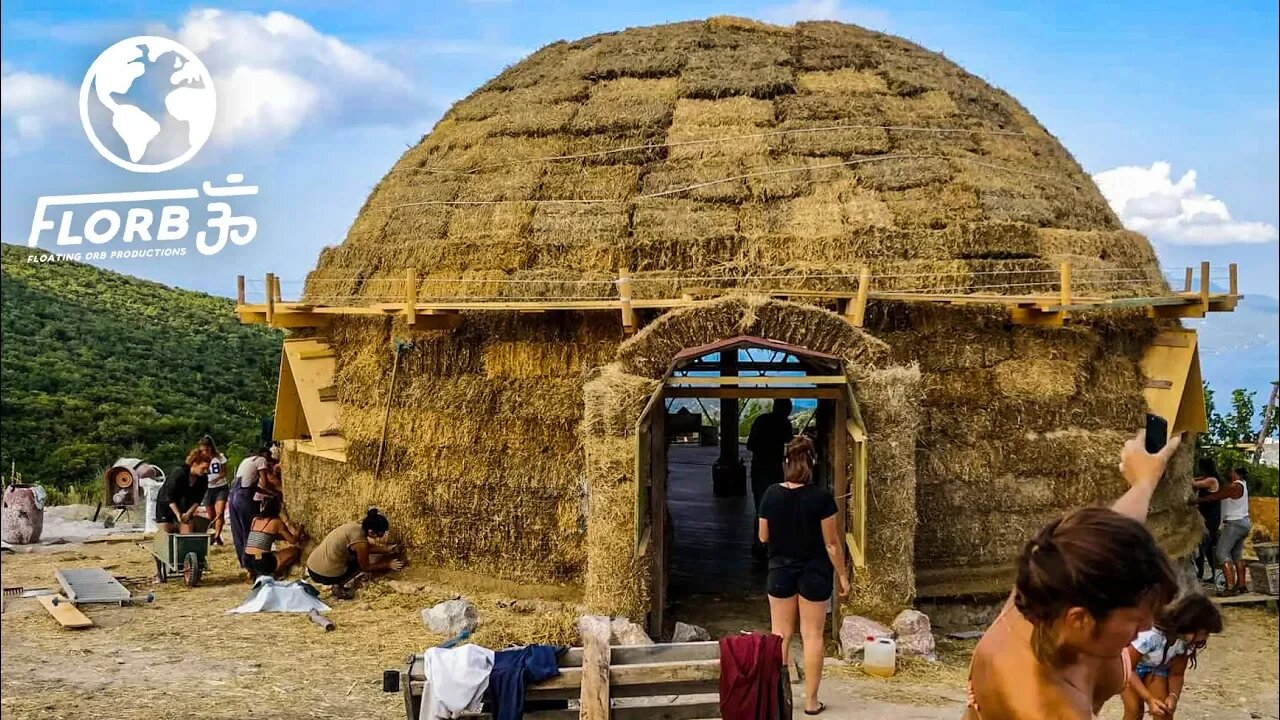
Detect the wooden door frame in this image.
<box><xmin>636</xmin><ymin>381</ymin><xmax>858</xmax><ymax>640</ymax></box>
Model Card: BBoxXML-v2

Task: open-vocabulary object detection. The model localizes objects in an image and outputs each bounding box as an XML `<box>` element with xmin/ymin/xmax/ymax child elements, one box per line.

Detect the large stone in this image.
<box><xmin>839</xmin><ymin>616</ymin><xmax>892</xmax><ymax>660</ymax></box>
<box><xmin>609</xmin><ymin>617</ymin><xmax>654</xmax><ymax>646</ymax></box>
<box><xmin>892</xmin><ymin>609</ymin><xmax>938</xmax><ymax>662</ymax></box>
<box><xmin>671</xmin><ymin>622</ymin><xmax>711</xmax><ymax>643</ymax></box>
<box><xmin>422</xmin><ymin>598</ymin><xmax>478</xmax><ymax>636</ymax></box>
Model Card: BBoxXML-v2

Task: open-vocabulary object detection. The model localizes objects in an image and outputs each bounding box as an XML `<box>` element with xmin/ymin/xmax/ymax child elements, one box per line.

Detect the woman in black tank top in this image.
<box><xmin>1191</xmin><ymin>458</ymin><xmax>1221</xmax><ymax>582</ymax></box>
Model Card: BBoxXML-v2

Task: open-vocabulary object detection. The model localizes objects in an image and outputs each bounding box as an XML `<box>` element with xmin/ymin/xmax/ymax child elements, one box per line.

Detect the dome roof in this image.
<box><xmin>307</xmin><ymin>17</ymin><xmax>1162</xmax><ymax>303</ymax></box>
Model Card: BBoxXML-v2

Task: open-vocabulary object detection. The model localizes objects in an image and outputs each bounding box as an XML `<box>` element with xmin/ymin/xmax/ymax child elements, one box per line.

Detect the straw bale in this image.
<box><xmin>642</xmin><ymin>157</ymin><xmax>748</xmax><ymax>202</ymax></box>
<box><xmin>487</xmin><ymin>102</ymin><xmax>580</xmax><ymax>137</ymax></box>
<box><xmin>446</xmin><ymin>202</ymin><xmax>536</xmax><ymax>247</ymax></box>
<box><xmin>979</xmin><ymin>190</ymin><xmax>1057</xmax><ymax>226</ymax></box>
<box><xmin>538</xmin><ymin>163</ymin><xmax>639</xmax><ymax>201</ymax></box>
<box><xmin>530</xmin><ymin>204</ymin><xmax>630</xmax><ymax>247</ymax></box>
<box><xmin>1037</xmin><ymin>228</ymin><xmax>1160</xmax><ymax>269</ymax></box>
<box><xmin>451</xmin><ymin>82</ymin><xmax>591</xmax><ymax>122</ymax></box>
<box><xmin>632</xmin><ymin>199</ymin><xmax>739</xmax><ymax>246</ymax></box>
<box><xmin>585</xmin><ymin>22</ymin><xmax>700</xmax><ymax>80</ymax></box>
<box><xmin>878</xmin><ymin>185</ymin><xmax>980</xmax><ymax>231</ymax></box>
<box><xmin>582</xmin><ymin>366</ymin><xmax>659</xmax><ymax>438</ymax></box>
<box><xmin>852</xmin><ymin>155</ymin><xmax>954</xmax><ymax>191</ymax></box>
<box><xmin>556</xmin><ymin>129</ymin><xmax>669</xmax><ymax>166</ymax></box>
<box><xmin>455</xmin><ymin>165</ymin><xmax>544</xmax><ymax>202</ymax></box>
<box><xmin>485</xmin><ymin>37</ymin><xmax>605</xmax><ymax>91</ymax></box>
<box><xmin>570</xmin><ymin>77</ymin><xmax>678</xmax><ymax>134</ymax></box>
<box><xmin>672</xmin><ymin>96</ymin><xmax>776</xmax><ymax>127</ymax></box>
<box><xmin>775</xmin><ymin>92</ymin><xmax>881</xmax><ymax>123</ymax></box>
<box><xmin>664</xmin><ymin>123</ymin><xmax>769</xmax><ymax>160</ymax></box>
<box><xmin>793</xmin><ymin>21</ymin><xmax>882</xmax><ymax>71</ymax></box>
<box><xmin>797</xmin><ymin>68</ymin><xmax>889</xmax><ymax>94</ymax></box>
<box><xmin>445</xmin><ymin>135</ymin><xmax>569</xmax><ymax>172</ymax></box>
<box><xmin>773</xmin><ymin>120</ymin><xmax>892</xmax><ymax>156</ymax></box>
<box><xmin>679</xmin><ymin>45</ymin><xmax>796</xmax><ymax>100</ymax></box>
<box><xmin>992</xmin><ymin>358</ymin><xmax>1081</xmax><ymax>400</ymax></box>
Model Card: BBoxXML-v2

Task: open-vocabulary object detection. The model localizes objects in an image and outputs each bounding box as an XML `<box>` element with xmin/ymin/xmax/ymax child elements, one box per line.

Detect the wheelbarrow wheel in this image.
<box><xmin>182</xmin><ymin>551</ymin><xmax>202</xmax><ymax>587</ymax></box>
<box><xmin>154</xmin><ymin>556</ymin><xmax>169</xmax><ymax>584</ymax></box>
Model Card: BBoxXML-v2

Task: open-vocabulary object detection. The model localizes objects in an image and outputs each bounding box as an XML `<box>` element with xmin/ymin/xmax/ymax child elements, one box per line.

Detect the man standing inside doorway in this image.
<box><xmin>747</xmin><ymin>398</ymin><xmax>794</xmax><ymax>562</ymax></box>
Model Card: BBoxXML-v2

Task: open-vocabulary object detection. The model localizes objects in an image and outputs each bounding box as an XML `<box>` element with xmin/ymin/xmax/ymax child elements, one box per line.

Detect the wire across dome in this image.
<box><xmin>306</xmin><ymin>17</ymin><xmax>1164</xmax><ymax>305</ymax></box>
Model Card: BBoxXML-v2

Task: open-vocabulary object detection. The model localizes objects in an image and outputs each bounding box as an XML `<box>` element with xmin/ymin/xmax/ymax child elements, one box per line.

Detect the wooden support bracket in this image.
<box><xmin>1200</xmin><ymin>261</ymin><xmax>1211</xmax><ymax>311</ymax></box>
<box><xmin>847</xmin><ymin>266</ymin><xmax>871</xmax><ymax>327</ymax></box>
<box><xmin>236</xmin><ymin>275</ymin><xmax>245</xmax><ymax>305</ymax></box>
<box><xmin>265</xmin><ymin>273</ymin><xmax>276</xmax><ymax>325</ymax></box>
<box><xmin>404</xmin><ymin>268</ymin><xmax>417</xmax><ymax>326</ymax></box>
<box><xmin>617</xmin><ymin>269</ymin><xmax>636</xmax><ymax>335</ymax></box>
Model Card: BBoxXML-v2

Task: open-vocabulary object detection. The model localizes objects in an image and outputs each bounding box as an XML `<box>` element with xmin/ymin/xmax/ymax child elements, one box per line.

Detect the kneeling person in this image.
<box><xmin>305</xmin><ymin>508</ymin><xmax>403</xmax><ymax>596</ymax></box>
<box><xmin>244</xmin><ymin>497</ymin><xmax>303</xmax><ymax>580</ymax></box>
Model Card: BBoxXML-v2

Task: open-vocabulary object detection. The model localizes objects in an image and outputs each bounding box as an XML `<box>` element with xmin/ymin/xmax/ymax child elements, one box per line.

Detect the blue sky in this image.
<box><xmin>2</xmin><ymin>0</ymin><xmax>1277</xmax><ymax>398</ymax></box>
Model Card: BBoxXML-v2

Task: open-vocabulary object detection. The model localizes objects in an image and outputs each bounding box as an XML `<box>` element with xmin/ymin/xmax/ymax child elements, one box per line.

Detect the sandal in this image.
<box><xmin>804</xmin><ymin>702</ymin><xmax>826</xmax><ymax>715</ymax></box>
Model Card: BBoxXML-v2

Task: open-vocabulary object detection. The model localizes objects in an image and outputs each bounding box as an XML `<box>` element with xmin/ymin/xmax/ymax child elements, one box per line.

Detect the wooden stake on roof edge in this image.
<box><xmin>850</xmin><ymin>266</ymin><xmax>871</xmax><ymax>327</ymax></box>
<box><xmin>405</xmin><ymin>268</ymin><xmax>417</xmax><ymax>326</ymax></box>
<box><xmin>617</xmin><ymin>269</ymin><xmax>635</xmax><ymax>335</ymax></box>
<box><xmin>265</xmin><ymin>273</ymin><xmax>275</xmax><ymax>325</ymax></box>
<box><xmin>1200</xmin><ymin>261</ymin><xmax>1211</xmax><ymax>311</ymax></box>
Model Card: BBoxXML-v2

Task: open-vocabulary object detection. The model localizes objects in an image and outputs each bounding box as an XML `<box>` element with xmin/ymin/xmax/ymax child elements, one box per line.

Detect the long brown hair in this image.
<box><xmin>1014</xmin><ymin>506</ymin><xmax>1179</xmax><ymax>661</ymax></box>
<box><xmin>1153</xmin><ymin>593</ymin><xmax>1223</xmax><ymax>669</ymax></box>
<box><xmin>783</xmin><ymin>435</ymin><xmax>816</xmax><ymax>485</ymax></box>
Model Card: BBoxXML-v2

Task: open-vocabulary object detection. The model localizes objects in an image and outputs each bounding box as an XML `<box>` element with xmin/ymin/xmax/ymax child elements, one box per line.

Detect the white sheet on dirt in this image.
<box><xmin>228</xmin><ymin>577</ymin><xmax>331</xmax><ymax>614</ymax></box>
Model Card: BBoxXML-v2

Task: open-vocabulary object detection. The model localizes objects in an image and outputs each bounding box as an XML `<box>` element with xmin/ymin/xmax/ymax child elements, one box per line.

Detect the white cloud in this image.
<box><xmin>163</xmin><ymin>9</ymin><xmax>425</xmax><ymax>146</ymax></box>
<box><xmin>1093</xmin><ymin>162</ymin><xmax>1278</xmax><ymax>246</ymax></box>
<box><xmin>758</xmin><ymin>0</ymin><xmax>891</xmax><ymax>29</ymax></box>
<box><xmin>0</xmin><ymin>65</ymin><xmax>78</xmax><ymax>154</ymax></box>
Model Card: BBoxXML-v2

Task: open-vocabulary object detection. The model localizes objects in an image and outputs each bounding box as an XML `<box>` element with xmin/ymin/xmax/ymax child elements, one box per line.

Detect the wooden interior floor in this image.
<box><xmin>666</xmin><ymin>443</ymin><xmax>772</xmax><ymax>638</ymax></box>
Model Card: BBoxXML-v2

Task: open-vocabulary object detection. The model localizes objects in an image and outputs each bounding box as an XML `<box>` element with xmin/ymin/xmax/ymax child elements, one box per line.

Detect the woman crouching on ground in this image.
<box><xmin>757</xmin><ymin>435</ymin><xmax>850</xmax><ymax>716</ymax></box>
<box><xmin>965</xmin><ymin>429</ymin><xmax>1184</xmax><ymax>720</ymax></box>
<box><xmin>244</xmin><ymin>497</ymin><xmax>305</xmax><ymax>580</ymax></box>
<box><xmin>1121</xmin><ymin>593</ymin><xmax>1223</xmax><ymax>720</ymax></box>
<box><xmin>305</xmin><ymin>508</ymin><xmax>404</xmax><ymax>598</ymax></box>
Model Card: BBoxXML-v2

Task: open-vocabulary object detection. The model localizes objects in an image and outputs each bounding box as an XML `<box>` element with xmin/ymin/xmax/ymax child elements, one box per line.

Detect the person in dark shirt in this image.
<box><xmin>156</xmin><ymin>448</ymin><xmax>211</xmax><ymax>534</ymax></box>
<box><xmin>758</xmin><ymin>435</ymin><xmax>849</xmax><ymax>716</ymax></box>
<box><xmin>747</xmin><ymin>399</ymin><xmax>794</xmax><ymax>561</ymax></box>
<box><xmin>1190</xmin><ymin>457</ymin><xmax>1222</xmax><ymax>582</ymax></box>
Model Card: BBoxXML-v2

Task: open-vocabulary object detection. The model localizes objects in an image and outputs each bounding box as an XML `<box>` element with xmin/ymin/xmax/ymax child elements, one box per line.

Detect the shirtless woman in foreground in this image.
<box><xmin>965</xmin><ymin>429</ymin><xmax>1184</xmax><ymax>720</ymax></box>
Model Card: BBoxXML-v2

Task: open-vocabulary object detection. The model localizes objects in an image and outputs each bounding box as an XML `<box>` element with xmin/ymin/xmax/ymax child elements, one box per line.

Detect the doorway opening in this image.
<box><xmin>636</xmin><ymin>336</ymin><xmax>867</xmax><ymax>640</ymax></box>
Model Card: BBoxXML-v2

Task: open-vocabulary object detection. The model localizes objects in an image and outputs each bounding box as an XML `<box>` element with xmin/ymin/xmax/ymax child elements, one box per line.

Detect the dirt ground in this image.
<box><xmin>2</xmin><ymin>538</ymin><xmax>1276</xmax><ymax>720</ymax></box>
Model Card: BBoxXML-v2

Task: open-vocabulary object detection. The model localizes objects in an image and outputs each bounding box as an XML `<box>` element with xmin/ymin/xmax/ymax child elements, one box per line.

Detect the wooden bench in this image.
<box><xmin>391</xmin><ymin>639</ymin><xmax>791</xmax><ymax>719</ymax></box>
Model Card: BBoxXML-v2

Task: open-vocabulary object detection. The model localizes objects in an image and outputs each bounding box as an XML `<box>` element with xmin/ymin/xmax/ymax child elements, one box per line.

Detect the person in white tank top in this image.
<box><xmin>1196</xmin><ymin>466</ymin><xmax>1252</xmax><ymax>595</ymax></box>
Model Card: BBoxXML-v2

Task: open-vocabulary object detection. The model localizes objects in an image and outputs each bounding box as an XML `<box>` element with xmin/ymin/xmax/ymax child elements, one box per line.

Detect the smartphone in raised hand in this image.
<box><xmin>1145</xmin><ymin>413</ymin><xmax>1168</xmax><ymax>455</ymax></box>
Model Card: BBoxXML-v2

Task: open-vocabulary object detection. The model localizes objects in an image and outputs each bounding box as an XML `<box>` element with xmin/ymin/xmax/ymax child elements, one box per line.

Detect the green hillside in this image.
<box><xmin>0</xmin><ymin>244</ymin><xmax>282</xmax><ymax>489</ymax></box>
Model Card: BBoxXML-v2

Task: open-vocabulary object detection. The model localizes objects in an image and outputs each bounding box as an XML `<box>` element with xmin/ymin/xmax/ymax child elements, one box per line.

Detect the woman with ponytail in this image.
<box><xmin>305</xmin><ymin>508</ymin><xmax>404</xmax><ymax>597</ymax></box>
<box><xmin>964</xmin><ymin>429</ymin><xmax>1185</xmax><ymax>719</ymax></box>
<box><xmin>757</xmin><ymin>435</ymin><xmax>849</xmax><ymax>715</ymax></box>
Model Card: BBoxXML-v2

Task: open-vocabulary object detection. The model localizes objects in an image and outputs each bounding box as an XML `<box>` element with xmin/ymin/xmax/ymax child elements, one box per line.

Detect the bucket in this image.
<box><xmin>862</xmin><ymin>635</ymin><xmax>896</xmax><ymax>678</ymax></box>
<box><xmin>2</xmin><ymin>484</ymin><xmax>45</xmax><ymax>544</ymax></box>
<box><xmin>1254</xmin><ymin>542</ymin><xmax>1279</xmax><ymax>566</ymax></box>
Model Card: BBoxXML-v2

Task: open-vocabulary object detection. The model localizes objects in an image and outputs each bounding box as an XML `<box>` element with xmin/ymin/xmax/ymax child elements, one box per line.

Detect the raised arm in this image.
<box><xmin>1190</xmin><ymin>477</ymin><xmax>1219</xmax><ymax>492</ymax></box>
<box><xmin>1112</xmin><ymin>430</ymin><xmax>1182</xmax><ymax>523</ymax></box>
<box><xmin>1192</xmin><ymin>479</ymin><xmax>1242</xmax><ymax>503</ymax></box>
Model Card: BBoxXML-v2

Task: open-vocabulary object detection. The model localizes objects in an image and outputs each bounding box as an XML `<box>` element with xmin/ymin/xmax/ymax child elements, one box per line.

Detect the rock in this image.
<box><xmin>422</xmin><ymin>598</ymin><xmax>478</xmax><ymax>636</ymax></box>
<box><xmin>839</xmin><ymin>616</ymin><xmax>892</xmax><ymax>660</ymax></box>
<box><xmin>892</xmin><ymin>609</ymin><xmax>938</xmax><ymax>662</ymax></box>
<box><xmin>609</xmin><ymin>617</ymin><xmax>654</xmax><ymax>646</ymax></box>
<box><xmin>671</xmin><ymin>622</ymin><xmax>710</xmax><ymax>643</ymax></box>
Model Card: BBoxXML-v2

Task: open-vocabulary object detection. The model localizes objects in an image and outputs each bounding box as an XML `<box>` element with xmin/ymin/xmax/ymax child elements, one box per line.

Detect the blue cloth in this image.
<box><xmin>1136</xmin><ymin>664</ymin><xmax>1170</xmax><ymax>680</ymax></box>
<box><xmin>487</xmin><ymin>645</ymin><xmax>563</xmax><ymax>720</ymax></box>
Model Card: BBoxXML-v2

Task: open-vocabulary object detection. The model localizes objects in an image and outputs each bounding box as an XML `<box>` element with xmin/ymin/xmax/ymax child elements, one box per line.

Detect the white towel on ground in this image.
<box><xmin>420</xmin><ymin>644</ymin><xmax>495</xmax><ymax>719</ymax></box>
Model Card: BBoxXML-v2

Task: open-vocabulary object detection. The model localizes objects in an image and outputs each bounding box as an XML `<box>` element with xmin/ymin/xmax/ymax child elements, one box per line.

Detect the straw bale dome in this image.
<box><xmin>306</xmin><ymin>17</ymin><xmax>1164</xmax><ymax>303</ymax></box>
<box><xmin>284</xmin><ymin>18</ymin><xmax>1198</xmax><ymax>624</ymax></box>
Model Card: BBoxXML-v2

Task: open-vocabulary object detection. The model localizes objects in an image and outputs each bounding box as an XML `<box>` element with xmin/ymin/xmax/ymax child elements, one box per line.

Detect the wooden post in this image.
<box><xmin>578</xmin><ymin>615</ymin><xmax>611</xmax><ymax>720</ymax></box>
<box><xmin>404</xmin><ymin>268</ymin><xmax>417</xmax><ymax>326</ymax></box>
<box><xmin>1199</xmin><ymin>261</ymin><xmax>1210</xmax><ymax>310</ymax></box>
<box><xmin>1059</xmin><ymin>260</ymin><xmax>1072</xmax><ymax>320</ymax></box>
<box><xmin>272</xmin><ymin>275</ymin><xmax>283</xmax><ymax>303</ymax></box>
<box><xmin>1183</xmin><ymin>267</ymin><xmax>1193</xmax><ymax>293</ymax></box>
<box><xmin>849</xmin><ymin>267</ymin><xmax>871</xmax><ymax>327</ymax></box>
<box><xmin>265</xmin><ymin>273</ymin><xmax>275</xmax><ymax>325</ymax></box>
<box><xmin>1229</xmin><ymin>262</ymin><xmax>1238</xmax><ymax>296</ymax></box>
<box><xmin>617</xmin><ymin>268</ymin><xmax>636</xmax><ymax>334</ymax></box>
<box><xmin>236</xmin><ymin>275</ymin><xmax>245</xmax><ymax>306</ymax></box>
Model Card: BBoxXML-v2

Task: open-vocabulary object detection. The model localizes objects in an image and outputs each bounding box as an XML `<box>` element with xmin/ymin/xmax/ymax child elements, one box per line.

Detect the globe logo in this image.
<box><xmin>78</xmin><ymin>36</ymin><xmax>216</xmax><ymax>173</ymax></box>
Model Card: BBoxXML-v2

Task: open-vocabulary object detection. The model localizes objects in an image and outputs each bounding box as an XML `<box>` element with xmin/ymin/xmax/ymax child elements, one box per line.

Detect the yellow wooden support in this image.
<box><xmin>1229</xmin><ymin>262</ymin><xmax>1238</xmax><ymax>296</ymax></box>
<box><xmin>1059</xmin><ymin>261</ymin><xmax>1071</xmax><ymax>320</ymax></box>
<box><xmin>849</xmin><ymin>266</ymin><xmax>871</xmax><ymax>327</ymax></box>
<box><xmin>273</xmin><ymin>275</ymin><xmax>283</xmax><ymax>303</ymax></box>
<box><xmin>1199</xmin><ymin>261</ymin><xmax>1210</xmax><ymax>311</ymax></box>
<box><xmin>1183</xmin><ymin>267</ymin><xmax>1193</xmax><ymax>293</ymax></box>
<box><xmin>617</xmin><ymin>269</ymin><xmax>636</xmax><ymax>334</ymax></box>
<box><xmin>236</xmin><ymin>275</ymin><xmax>245</xmax><ymax>305</ymax></box>
<box><xmin>404</xmin><ymin>268</ymin><xmax>417</xmax><ymax>326</ymax></box>
<box><xmin>265</xmin><ymin>273</ymin><xmax>275</xmax><ymax>325</ymax></box>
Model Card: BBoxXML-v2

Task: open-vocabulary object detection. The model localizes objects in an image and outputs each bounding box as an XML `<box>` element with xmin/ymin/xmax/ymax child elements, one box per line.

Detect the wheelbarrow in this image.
<box><xmin>150</xmin><ymin>530</ymin><xmax>210</xmax><ymax>586</ymax></box>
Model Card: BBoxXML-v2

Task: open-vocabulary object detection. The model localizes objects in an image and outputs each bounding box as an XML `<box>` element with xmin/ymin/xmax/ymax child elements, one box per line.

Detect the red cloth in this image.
<box><xmin>718</xmin><ymin>633</ymin><xmax>784</xmax><ymax>720</ymax></box>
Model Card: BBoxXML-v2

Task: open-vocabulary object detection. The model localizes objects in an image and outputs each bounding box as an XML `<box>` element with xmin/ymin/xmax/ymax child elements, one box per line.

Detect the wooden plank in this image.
<box><xmin>236</xmin><ymin>275</ymin><xmax>245</xmax><ymax>305</ymax></box>
<box><xmin>617</xmin><ymin>270</ymin><xmax>636</xmax><ymax>335</ymax></box>
<box><xmin>404</xmin><ymin>268</ymin><xmax>417</xmax><ymax>326</ymax></box>
<box><xmin>850</xmin><ymin>267</ymin><xmax>871</xmax><ymax>327</ymax></box>
<box><xmin>559</xmin><ymin>642</ymin><xmax>720</xmax><ymax>668</ymax></box>
<box><xmin>579</xmin><ymin>616</ymin><xmax>611</xmax><ymax>720</ymax></box>
<box><xmin>665</xmin><ymin>375</ymin><xmax>846</xmax><ymax>387</ymax></box>
<box><xmin>265</xmin><ymin>273</ymin><xmax>275</xmax><ymax>324</ymax></box>
<box><xmin>1229</xmin><ymin>263</ymin><xmax>1238</xmax><ymax>296</ymax></box>
<box><xmin>664</xmin><ymin>387</ymin><xmax>843</xmax><ymax>400</ymax></box>
<box><xmin>1059</xmin><ymin>260</ymin><xmax>1071</xmax><ymax>313</ymax></box>
<box><xmin>1183</xmin><ymin>266</ymin><xmax>1194</xmax><ymax>293</ymax></box>
<box><xmin>298</xmin><ymin>349</ymin><xmax>336</xmax><ymax>360</ymax></box>
<box><xmin>1152</xmin><ymin>333</ymin><xmax>1193</xmax><ymax>348</ymax></box>
<box><xmin>1145</xmin><ymin>379</ymin><xmax>1174</xmax><ymax>389</ymax></box>
<box><xmin>832</xmin><ymin>398</ymin><xmax>847</xmax><ymax>642</ymax></box>
<box><xmin>38</xmin><ymin>594</ymin><xmax>93</xmax><ymax>628</ymax></box>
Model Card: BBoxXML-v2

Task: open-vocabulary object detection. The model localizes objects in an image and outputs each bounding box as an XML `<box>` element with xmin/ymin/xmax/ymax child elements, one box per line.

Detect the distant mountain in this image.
<box><xmin>0</xmin><ymin>243</ymin><xmax>282</xmax><ymax>489</ymax></box>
